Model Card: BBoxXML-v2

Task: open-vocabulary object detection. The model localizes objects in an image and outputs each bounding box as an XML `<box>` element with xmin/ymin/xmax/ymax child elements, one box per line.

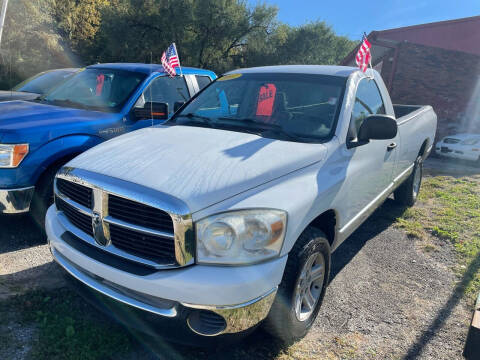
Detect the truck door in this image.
<box><xmin>339</xmin><ymin>78</ymin><xmax>398</xmax><ymax>231</ymax></box>
<box><xmin>128</xmin><ymin>75</ymin><xmax>191</xmax><ymax>130</ymax></box>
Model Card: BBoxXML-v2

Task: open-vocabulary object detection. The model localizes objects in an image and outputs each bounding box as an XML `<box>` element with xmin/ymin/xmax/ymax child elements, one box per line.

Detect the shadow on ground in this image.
<box><xmin>0</xmin><ymin>214</ymin><xmax>44</xmax><ymax>254</ymax></box>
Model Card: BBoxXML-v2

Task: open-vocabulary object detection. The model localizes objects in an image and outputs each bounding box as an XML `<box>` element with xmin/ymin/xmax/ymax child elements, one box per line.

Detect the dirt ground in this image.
<box><xmin>0</xmin><ymin>157</ymin><xmax>478</xmax><ymax>359</ymax></box>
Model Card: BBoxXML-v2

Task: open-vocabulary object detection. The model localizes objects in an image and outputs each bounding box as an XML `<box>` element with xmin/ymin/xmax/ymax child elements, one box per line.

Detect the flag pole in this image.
<box><xmin>0</xmin><ymin>0</ymin><xmax>9</xmax><ymax>49</ymax></box>
<box><xmin>173</xmin><ymin>42</ymin><xmax>183</xmax><ymax>77</ymax></box>
<box><xmin>364</xmin><ymin>32</ymin><xmax>374</xmax><ymax>79</ymax></box>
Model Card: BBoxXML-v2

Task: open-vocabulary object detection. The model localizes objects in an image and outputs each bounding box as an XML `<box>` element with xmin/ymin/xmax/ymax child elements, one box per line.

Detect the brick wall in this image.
<box><xmin>377</xmin><ymin>42</ymin><xmax>480</xmax><ymax>141</ymax></box>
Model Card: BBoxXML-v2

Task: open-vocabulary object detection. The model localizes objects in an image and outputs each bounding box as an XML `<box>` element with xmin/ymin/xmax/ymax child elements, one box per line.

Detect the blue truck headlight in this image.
<box><xmin>0</xmin><ymin>144</ymin><xmax>29</xmax><ymax>168</ymax></box>
<box><xmin>196</xmin><ymin>209</ymin><xmax>287</xmax><ymax>265</ymax></box>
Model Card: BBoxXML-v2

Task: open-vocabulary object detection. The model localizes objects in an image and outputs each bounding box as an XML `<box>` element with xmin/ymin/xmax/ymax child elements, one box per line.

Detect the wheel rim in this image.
<box><xmin>412</xmin><ymin>161</ymin><xmax>422</xmax><ymax>199</ymax></box>
<box><xmin>294</xmin><ymin>252</ymin><xmax>325</xmax><ymax>322</ymax></box>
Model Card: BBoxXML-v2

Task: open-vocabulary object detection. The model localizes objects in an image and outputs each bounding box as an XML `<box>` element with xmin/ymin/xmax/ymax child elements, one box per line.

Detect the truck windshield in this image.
<box><xmin>12</xmin><ymin>69</ymin><xmax>75</xmax><ymax>94</ymax></box>
<box><xmin>42</xmin><ymin>68</ymin><xmax>146</xmax><ymax>112</ymax></box>
<box><xmin>170</xmin><ymin>73</ymin><xmax>346</xmax><ymax>142</ymax></box>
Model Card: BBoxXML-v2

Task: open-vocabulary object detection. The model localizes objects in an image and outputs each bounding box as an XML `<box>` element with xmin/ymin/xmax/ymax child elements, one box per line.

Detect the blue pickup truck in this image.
<box><xmin>0</xmin><ymin>63</ymin><xmax>216</xmax><ymax>227</ymax></box>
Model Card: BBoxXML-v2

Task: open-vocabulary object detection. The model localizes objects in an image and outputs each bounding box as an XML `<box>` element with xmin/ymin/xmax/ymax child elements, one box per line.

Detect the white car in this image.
<box><xmin>435</xmin><ymin>134</ymin><xmax>480</xmax><ymax>166</ymax></box>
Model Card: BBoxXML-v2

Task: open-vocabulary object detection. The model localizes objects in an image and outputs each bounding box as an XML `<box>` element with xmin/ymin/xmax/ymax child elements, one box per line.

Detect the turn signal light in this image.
<box><xmin>12</xmin><ymin>144</ymin><xmax>29</xmax><ymax>167</ymax></box>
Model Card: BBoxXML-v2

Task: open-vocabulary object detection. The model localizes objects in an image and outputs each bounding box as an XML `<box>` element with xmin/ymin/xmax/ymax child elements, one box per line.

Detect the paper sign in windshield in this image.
<box><xmin>256</xmin><ymin>83</ymin><xmax>277</xmax><ymax>117</ymax></box>
<box><xmin>96</xmin><ymin>74</ymin><xmax>105</xmax><ymax>96</ymax></box>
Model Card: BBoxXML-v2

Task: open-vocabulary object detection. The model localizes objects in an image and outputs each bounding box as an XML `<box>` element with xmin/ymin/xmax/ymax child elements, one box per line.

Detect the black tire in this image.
<box><xmin>394</xmin><ymin>155</ymin><xmax>423</xmax><ymax>206</ymax></box>
<box><xmin>30</xmin><ymin>165</ymin><xmax>60</xmax><ymax>234</ymax></box>
<box><xmin>263</xmin><ymin>227</ymin><xmax>331</xmax><ymax>344</ymax></box>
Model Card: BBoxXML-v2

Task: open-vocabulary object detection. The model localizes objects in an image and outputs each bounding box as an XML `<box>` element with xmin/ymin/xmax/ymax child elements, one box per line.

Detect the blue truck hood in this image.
<box><xmin>0</xmin><ymin>101</ymin><xmax>117</xmax><ymax>144</ymax></box>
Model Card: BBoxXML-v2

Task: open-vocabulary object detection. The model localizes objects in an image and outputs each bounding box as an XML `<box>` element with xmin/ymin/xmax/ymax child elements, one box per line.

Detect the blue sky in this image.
<box><xmin>250</xmin><ymin>0</ymin><xmax>480</xmax><ymax>39</ymax></box>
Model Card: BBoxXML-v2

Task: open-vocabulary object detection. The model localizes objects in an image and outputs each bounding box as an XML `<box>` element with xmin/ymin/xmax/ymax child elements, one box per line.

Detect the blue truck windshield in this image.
<box><xmin>171</xmin><ymin>73</ymin><xmax>346</xmax><ymax>142</ymax></box>
<box><xmin>12</xmin><ymin>70</ymin><xmax>75</xmax><ymax>94</ymax></box>
<box><xmin>43</xmin><ymin>68</ymin><xmax>146</xmax><ymax>112</ymax></box>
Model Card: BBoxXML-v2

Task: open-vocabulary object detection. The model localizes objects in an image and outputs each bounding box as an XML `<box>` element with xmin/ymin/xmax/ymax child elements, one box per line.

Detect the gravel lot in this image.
<box><xmin>0</xmin><ymin>157</ymin><xmax>477</xmax><ymax>359</ymax></box>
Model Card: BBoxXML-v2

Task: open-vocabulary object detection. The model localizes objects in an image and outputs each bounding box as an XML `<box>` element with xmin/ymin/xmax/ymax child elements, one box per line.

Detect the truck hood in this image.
<box><xmin>69</xmin><ymin>125</ymin><xmax>327</xmax><ymax>212</ymax></box>
<box><xmin>0</xmin><ymin>101</ymin><xmax>114</xmax><ymax>143</ymax></box>
<box><xmin>0</xmin><ymin>91</ymin><xmax>40</xmax><ymax>102</ymax></box>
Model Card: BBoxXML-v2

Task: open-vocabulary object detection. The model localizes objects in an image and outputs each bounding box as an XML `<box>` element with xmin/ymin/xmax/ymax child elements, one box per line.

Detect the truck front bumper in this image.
<box><xmin>46</xmin><ymin>206</ymin><xmax>285</xmax><ymax>337</ymax></box>
<box><xmin>0</xmin><ymin>186</ymin><xmax>35</xmax><ymax>214</ymax></box>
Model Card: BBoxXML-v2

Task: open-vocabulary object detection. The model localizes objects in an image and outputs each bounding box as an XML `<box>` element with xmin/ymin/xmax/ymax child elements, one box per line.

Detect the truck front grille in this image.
<box><xmin>109</xmin><ymin>224</ymin><xmax>176</xmax><ymax>263</ymax></box>
<box><xmin>56</xmin><ymin>178</ymin><xmax>92</xmax><ymax>209</ymax></box>
<box><xmin>54</xmin><ymin>175</ymin><xmax>182</xmax><ymax>268</ymax></box>
<box><xmin>108</xmin><ymin>194</ymin><xmax>174</xmax><ymax>233</ymax></box>
<box><xmin>55</xmin><ymin>196</ymin><xmax>93</xmax><ymax>237</ymax></box>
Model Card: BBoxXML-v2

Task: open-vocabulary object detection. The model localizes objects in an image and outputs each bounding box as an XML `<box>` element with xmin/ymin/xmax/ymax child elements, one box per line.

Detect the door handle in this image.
<box><xmin>387</xmin><ymin>142</ymin><xmax>397</xmax><ymax>151</ymax></box>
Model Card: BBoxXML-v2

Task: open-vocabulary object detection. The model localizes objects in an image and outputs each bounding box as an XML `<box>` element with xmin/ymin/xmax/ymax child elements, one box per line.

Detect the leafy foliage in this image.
<box><xmin>0</xmin><ymin>0</ymin><xmax>356</xmax><ymax>88</ymax></box>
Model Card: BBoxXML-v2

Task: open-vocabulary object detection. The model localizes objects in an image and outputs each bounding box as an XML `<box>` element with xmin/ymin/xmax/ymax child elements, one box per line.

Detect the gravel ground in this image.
<box><xmin>0</xmin><ymin>215</ymin><xmax>65</xmax><ymax>300</ymax></box>
<box><xmin>0</xmin><ymin>157</ymin><xmax>476</xmax><ymax>359</ymax></box>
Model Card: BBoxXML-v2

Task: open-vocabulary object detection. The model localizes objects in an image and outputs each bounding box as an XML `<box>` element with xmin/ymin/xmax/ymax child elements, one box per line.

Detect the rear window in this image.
<box><xmin>196</xmin><ymin>75</ymin><xmax>212</xmax><ymax>90</ymax></box>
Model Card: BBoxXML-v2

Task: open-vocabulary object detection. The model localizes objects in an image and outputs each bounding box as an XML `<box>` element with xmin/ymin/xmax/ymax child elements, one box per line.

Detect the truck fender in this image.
<box><xmin>29</xmin><ymin>134</ymin><xmax>104</xmax><ymax>185</ymax></box>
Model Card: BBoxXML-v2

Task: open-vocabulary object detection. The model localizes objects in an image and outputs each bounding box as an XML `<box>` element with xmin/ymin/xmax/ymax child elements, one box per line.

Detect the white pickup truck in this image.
<box><xmin>46</xmin><ymin>65</ymin><xmax>437</xmax><ymax>344</ymax></box>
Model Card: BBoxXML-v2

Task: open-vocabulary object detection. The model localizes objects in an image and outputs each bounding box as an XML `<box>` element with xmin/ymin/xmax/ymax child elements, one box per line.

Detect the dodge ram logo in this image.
<box><xmin>92</xmin><ymin>212</ymin><xmax>109</xmax><ymax>246</ymax></box>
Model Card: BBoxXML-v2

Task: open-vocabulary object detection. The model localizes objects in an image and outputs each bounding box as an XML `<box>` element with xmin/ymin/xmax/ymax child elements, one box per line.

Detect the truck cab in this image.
<box><xmin>0</xmin><ymin>63</ymin><xmax>216</xmax><ymax>226</ymax></box>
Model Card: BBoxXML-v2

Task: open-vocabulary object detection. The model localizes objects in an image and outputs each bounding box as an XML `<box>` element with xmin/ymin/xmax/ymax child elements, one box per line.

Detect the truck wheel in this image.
<box><xmin>30</xmin><ymin>166</ymin><xmax>59</xmax><ymax>235</ymax></box>
<box><xmin>263</xmin><ymin>227</ymin><xmax>330</xmax><ymax>344</ymax></box>
<box><xmin>394</xmin><ymin>155</ymin><xmax>423</xmax><ymax>206</ymax></box>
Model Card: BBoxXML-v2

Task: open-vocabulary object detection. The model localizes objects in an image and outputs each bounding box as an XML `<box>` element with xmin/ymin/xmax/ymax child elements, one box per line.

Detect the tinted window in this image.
<box><xmin>196</xmin><ymin>75</ymin><xmax>211</xmax><ymax>90</ymax></box>
<box><xmin>349</xmin><ymin>79</ymin><xmax>386</xmax><ymax>140</ymax></box>
<box><xmin>13</xmin><ymin>70</ymin><xmax>75</xmax><ymax>94</ymax></box>
<box><xmin>137</xmin><ymin>76</ymin><xmax>189</xmax><ymax>115</ymax></box>
<box><xmin>44</xmin><ymin>68</ymin><xmax>145</xmax><ymax>111</ymax></box>
<box><xmin>172</xmin><ymin>73</ymin><xmax>346</xmax><ymax>142</ymax></box>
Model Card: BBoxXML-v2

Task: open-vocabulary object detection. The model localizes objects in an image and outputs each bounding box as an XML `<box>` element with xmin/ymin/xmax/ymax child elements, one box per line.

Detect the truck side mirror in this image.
<box><xmin>134</xmin><ymin>102</ymin><xmax>169</xmax><ymax>120</ymax></box>
<box><xmin>358</xmin><ymin>115</ymin><xmax>397</xmax><ymax>141</ymax></box>
<box><xmin>174</xmin><ymin>101</ymin><xmax>185</xmax><ymax>113</ymax></box>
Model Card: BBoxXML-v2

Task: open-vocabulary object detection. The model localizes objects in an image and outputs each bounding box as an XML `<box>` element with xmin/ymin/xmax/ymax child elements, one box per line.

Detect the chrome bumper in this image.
<box><xmin>51</xmin><ymin>245</ymin><xmax>277</xmax><ymax>336</ymax></box>
<box><xmin>0</xmin><ymin>186</ymin><xmax>35</xmax><ymax>214</ymax></box>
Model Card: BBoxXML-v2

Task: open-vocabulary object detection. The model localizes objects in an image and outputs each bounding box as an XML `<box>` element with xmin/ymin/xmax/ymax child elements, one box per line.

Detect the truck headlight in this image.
<box><xmin>196</xmin><ymin>209</ymin><xmax>287</xmax><ymax>265</ymax></box>
<box><xmin>0</xmin><ymin>144</ymin><xmax>29</xmax><ymax>168</ymax></box>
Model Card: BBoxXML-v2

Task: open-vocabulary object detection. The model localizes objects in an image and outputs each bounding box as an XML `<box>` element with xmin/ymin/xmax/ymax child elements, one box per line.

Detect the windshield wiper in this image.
<box><xmin>175</xmin><ymin>113</ymin><xmax>215</xmax><ymax>128</ymax></box>
<box><xmin>48</xmin><ymin>99</ymin><xmax>89</xmax><ymax>110</ymax></box>
<box><xmin>217</xmin><ymin>117</ymin><xmax>304</xmax><ymax>141</ymax></box>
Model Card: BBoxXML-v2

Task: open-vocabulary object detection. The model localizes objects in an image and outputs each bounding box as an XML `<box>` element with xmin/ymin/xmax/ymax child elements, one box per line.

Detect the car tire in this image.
<box><xmin>30</xmin><ymin>166</ymin><xmax>59</xmax><ymax>235</ymax></box>
<box><xmin>263</xmin><ymin>227</ymin><xmax>331</xmax><ymax>344</ymax></box>
<box><xmin>394</xmin><ymin>155</ymin><xmax>423</xmax><ymax>206</ymax></box>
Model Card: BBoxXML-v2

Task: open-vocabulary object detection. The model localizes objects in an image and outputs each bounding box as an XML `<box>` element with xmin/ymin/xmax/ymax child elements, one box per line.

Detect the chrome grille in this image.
<box><xmin>108</xmin><ymin>194</ymin><xmax>174</xmax><ymax>233</ymax></box>
<box><xmin>53</xmin><ymin>168</ymin><xmax>193</xmax><ymax>269</ymax></box>
<box><xmin>55</xmin><ymin>196</ymin><xmax>93</xmax><ymax>237</ymax></box>
<box><xmin>109</xmin><ymin>224</ymin><xmax>176</xmax><ymax>263</ymax></box>
<box><xmin>56</xmin><ymin>178</ymin><xmax>92</xmax><ymax>209</ymax></box>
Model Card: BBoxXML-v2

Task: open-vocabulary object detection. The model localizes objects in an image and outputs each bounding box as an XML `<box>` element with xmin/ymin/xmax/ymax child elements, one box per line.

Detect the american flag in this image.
<box><xmin>355</xmin><ymin>35</ymin><xmax>372</xmax><ymax>73</ymax></box>
<box><xmin>161</xmin><ymin>43</ymin><xmax>181</xmax><ymax>77</ymax></box>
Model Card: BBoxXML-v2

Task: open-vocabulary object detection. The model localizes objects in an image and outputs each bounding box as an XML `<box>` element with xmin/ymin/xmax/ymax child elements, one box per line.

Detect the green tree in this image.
<box><xmin>0</xmin><ymin>0</ymin><xmax>69</xmax><ymax>88</ymax></box>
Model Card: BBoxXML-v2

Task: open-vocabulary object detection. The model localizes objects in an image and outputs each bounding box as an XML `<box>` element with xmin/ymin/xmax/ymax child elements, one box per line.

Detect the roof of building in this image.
<box><xmin>342</xmin><ymin>15</ymin><xmax>480</xmax><ymax>66</ymax></box>
<box><xmin>88</xmin><ymin>63</ymin><xmax>216</xmax><ymax>77</ymax></box>
<box><xmin>372</xmin><ymin>15</ymin><xmax>480</xmax><ymax>56</ymax></box>
<box><xmin>227</xmin><ymin>65</ymin><xmax>359</xmax><ymax>77</ymax></box>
